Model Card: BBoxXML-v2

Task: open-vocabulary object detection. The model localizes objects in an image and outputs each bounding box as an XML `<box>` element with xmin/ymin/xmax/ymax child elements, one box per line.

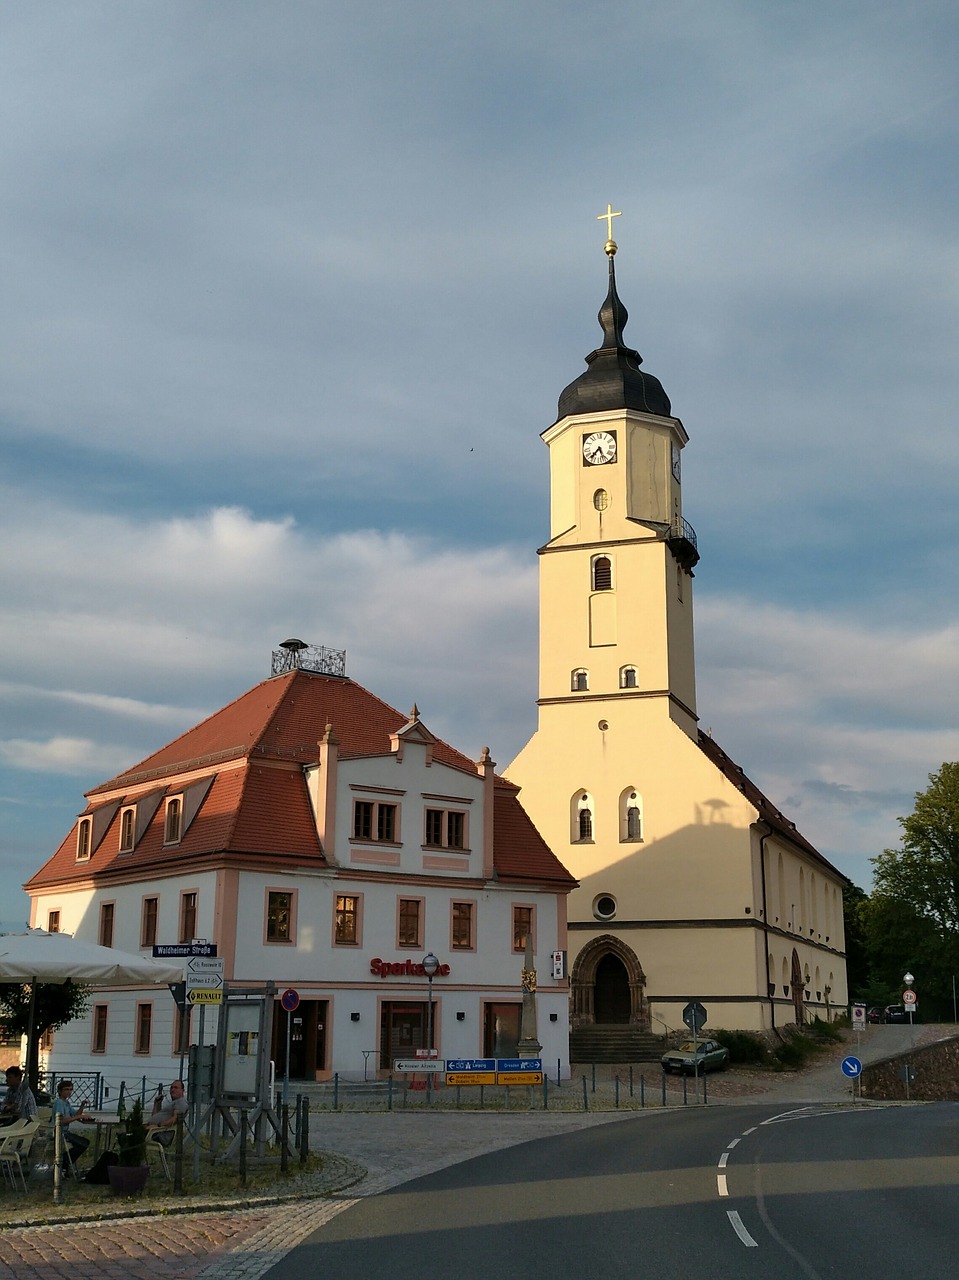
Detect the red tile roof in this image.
<box><xmin>26</xmin><ymin>670</ymin><xmax>575</xmax><ymax>893</ymax></box>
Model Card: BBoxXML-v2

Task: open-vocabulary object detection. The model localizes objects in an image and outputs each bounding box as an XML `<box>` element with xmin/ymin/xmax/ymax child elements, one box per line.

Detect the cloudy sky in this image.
<box><xmin>2</xmin><ymin>1</ymin><xmax>958</xmax><ymax>928</ymax></box>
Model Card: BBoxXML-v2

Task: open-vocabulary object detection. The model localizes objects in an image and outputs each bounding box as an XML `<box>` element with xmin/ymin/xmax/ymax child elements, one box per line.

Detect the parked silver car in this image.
<box><xmin>661</xmin><ymin>1038</ymin><xmax>730</xmax><ymax>1073</ymax></box>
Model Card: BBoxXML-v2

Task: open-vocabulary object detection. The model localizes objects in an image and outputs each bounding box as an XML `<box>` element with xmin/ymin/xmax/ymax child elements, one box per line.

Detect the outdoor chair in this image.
<box><xmin>148</xmin><ymin>1130</ymin><xmax>173</xmax><ymax>1181</ymax></box>
<box><xmin>0</xmin><ymin>1118</ymin><xmax>41</xmax><ymax>1192</ymax></box>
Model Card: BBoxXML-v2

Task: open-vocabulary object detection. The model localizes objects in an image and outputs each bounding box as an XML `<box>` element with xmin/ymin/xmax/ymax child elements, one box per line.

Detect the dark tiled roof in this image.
<box><xmin>697</xmin><ymin>731</ymin><xmax>848</xmax><ymax>882</ymax></box>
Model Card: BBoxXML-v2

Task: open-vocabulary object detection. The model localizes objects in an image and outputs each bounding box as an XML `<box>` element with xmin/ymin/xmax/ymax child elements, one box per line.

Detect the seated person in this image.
<box><xmin>52</xmin><ymin>1079</ymin><xmax>90</xmax><ymax>1172</ymax></box>
<box><xmin>146</xmin><ymin>1079</ymin><xmax>188</xmax><ymax>1146</ymax></box>
<box><xmin>1</xmin><ymin>1065</ymin><xmax>38</xmax><ymax>1125</ymax></box>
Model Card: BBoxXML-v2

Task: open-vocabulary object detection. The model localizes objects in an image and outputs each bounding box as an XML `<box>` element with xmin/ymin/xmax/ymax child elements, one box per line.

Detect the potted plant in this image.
<box><xmin>107</xmin><ymin>1097</ymin><xmax>150</xmax><ymax>1195</ymax></box>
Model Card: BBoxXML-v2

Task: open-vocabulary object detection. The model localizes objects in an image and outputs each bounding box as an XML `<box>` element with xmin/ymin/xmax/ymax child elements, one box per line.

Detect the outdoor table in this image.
<box><xmin>84</xmin><ymin>1110</ymin><xmax>119</xmax><ymax>1159</ymax></box>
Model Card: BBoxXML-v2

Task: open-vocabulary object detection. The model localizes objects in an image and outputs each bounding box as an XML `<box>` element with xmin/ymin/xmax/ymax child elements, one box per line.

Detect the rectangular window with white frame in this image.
<box><xmin>451</xmin><ymin>900</ymin><xmax>475</xmax><ymax>950</ymax></box>
<box><xmin>352</xmin><ymin>798</ymin><xmax>399</xmax><ymax>844</ymax></box>
<box><xmin>265</xmin><ymin>889</ymin><xmax>296</xmax><ymax>944</ymax></box>
<box><xmin>135</xmin><ymin>1002</ymin><xmax>153</xmax><ymax>1055</ymax></box>
<box><xmin>91</xmin><ymin>1004</ymin><xmax>108</xmax><ymax>1054</ymax></box>
<box><xmin>179</xmin><ymin>890</ymin><xmax>198</xmax><ymax>943</ymax></box>
<box><xmin>98</xmin><ymin>901</ymin><xmax>115</xmax><ymax>948</ymax></box>
<box><xmin>173</xmin><ymin>1002</ymin><xmax>192</xmax><ymax>1056</ymax></box>
<box><xmin>47</xmin><ymin>909</ymin><xmax>60</xmax><ymax>934</ymax></box>
<box><xmin>512</xmin><ymin>904</ymin><xmax>535</xmax><ymax>953</ymax></box>
<box><xmin>397</xmin><ymin>897</ymin><xmax>423</xmax><ymax>948</ymax></box>
<box><xmin>140</xmin><ymin>896</ymin><xmax>159</xmax><ymax>948</ymax></box>
<box><xmin>334</xmin><ymin>893</ymin><xmax>362</xmax><ymax>945</ymax></box>
<box><xmin>423</xmin><ymin>807</ymin><xmax>468</xmax><ymax>851</ymax></box>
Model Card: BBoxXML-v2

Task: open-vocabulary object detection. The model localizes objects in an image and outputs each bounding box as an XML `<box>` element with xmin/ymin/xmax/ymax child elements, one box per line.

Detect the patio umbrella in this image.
<box><xmin>0</xmin><ymin>929</ymin><xmax>184</xmax><ymax>986</ymax></box>
<box><xmin>0</xmin><ymin>928</ymin><xmax>185</xmax><ymax>1076</ymax></box>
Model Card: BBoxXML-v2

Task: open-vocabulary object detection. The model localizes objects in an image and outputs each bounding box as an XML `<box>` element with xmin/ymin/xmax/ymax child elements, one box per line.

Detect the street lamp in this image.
<box><xmin>422</xmin><ymin>952</ymin><xmax>440</xmax><ymax>1100</ymax></box>
<box><xmin>904</xmin><ymin>972</ymin><xmax>915</xmax><ymax>1028</ymax></box>
<box><xmin>422</xmin><ymin>952</ymin><xmax>440</xmax><ymax>1051</ymax></box>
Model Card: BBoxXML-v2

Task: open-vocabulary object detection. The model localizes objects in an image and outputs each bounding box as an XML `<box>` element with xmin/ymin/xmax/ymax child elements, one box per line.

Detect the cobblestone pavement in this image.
<box><xmin>1</xmin><ymin>1024</ymin><xmax>951</xmax><ymax>1280</ymax></box>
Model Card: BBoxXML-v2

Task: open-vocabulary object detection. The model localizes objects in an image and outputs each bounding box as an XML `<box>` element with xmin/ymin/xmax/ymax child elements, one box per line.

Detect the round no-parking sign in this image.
<box><xmin>281</xmin><ymin>987</ymin><xmax>300</xmax><ymax>1012</ymax></box>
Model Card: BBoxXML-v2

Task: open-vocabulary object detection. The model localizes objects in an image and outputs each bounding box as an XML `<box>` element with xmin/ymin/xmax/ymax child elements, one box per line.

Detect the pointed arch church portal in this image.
<box><xmin>571</xmin><ymin>935</ymin><xmax>648</xmax><ymax>1028</ymax></box>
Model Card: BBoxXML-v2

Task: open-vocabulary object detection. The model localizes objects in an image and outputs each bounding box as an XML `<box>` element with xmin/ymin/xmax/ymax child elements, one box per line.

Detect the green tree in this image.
<box><xmin>0</xmin><ymin>981</ymin><xmax>89</xmax><ymax>1091</ymax></box>
<box><xmin>841</xmin><ymin>882</ymin><xmax>871</xmax><ymax>998</ymax></box>
<box><xmin>870</xmin><ymin>762</ymin><xmax>959</xmax><ymax>1018</ymax></box>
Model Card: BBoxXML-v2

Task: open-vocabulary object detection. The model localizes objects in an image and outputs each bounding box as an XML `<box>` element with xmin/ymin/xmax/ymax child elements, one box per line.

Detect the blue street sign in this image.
<box><xmin>841</xmin><ymin>1056</ymin><xmax>863</xmax><ymax>1078</ymax></box>
<box><xmin>497</xmin><ymin>1058</ymin><xmax>542</xmax><ymax>1072</ymax></box>
<box><xmin>446</xmin><ymin>1059</ymin><xmax>495</xmax><ymax>1072</ymax></box>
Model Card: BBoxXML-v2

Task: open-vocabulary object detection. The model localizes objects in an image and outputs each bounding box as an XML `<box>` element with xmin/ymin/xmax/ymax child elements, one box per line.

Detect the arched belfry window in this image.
<box><xmin>592</xmin><ymin>556</ymin><xmax>612</xmax><ymax>591</ymax></box>
<box><xmin>571</xmin><ymin>791</ymin><xmax>594</xmax><ymax>843</ymax></box>
<box><xmin>620</xmin><ymin>788</ymin><xmax>643</xmax><ymax>842</ymax></box>
<box><xmin>571</xmin><ymin>669</ymin><xmax>588</xmax><ymax>692</ymax></box>
<box><xmin>620</xmin><ymin>666</ymin><xmax>638</xmax><ymax>689</ymax></box>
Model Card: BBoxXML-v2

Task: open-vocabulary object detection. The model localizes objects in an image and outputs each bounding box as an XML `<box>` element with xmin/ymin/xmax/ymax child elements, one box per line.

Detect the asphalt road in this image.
<box><xmin>268</xmin><ymin>1101</ymin><xmax>959</xmax><ymax>1280</ymax></box>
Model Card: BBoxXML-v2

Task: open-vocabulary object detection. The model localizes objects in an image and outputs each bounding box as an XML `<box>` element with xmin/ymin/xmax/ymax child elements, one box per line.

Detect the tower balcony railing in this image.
<box><xmin>666</xmin><ymin>518</ymin><xmax>700</xmax><ymax>569</ymax></box>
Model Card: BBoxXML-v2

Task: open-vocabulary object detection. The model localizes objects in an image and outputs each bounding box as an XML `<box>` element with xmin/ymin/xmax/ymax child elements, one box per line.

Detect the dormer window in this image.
<box><xmin>76</xmin><ymin>818</ymin><xmax>92</xmax><ymax>862</ymax></box>
<box><xmin>119</xmin><ymin>807</ymin><xmax>135</xmax><ymax>853</ymax></box>
<box><xmin>164</xmin><ymin>797</ymin><xmax>182</xmax><ymax>845</ymax></box>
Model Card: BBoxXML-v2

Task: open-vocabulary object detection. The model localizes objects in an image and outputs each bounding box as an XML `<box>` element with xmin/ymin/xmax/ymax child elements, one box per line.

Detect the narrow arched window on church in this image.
<box><xmin>620</xmin><ymin>666</ymin><xmax>637</xmax><ymax>689</ymax></box>
<box><xmin>571</xmin><ymin>669</ymin><xmax>588</xmax><ymax>692</ymax></box>
<box><xmin>571</xmin><ymin>791</ymin><xmax>594</xmax><ymax>843</ymax></box>
<box><xmin>579</xmin><ymin>806</ymin><xmax>593</xmax><ymax>840</ymax></box>
<box><xmin>592</xmin><ymin>556</ymin><xmax>612</xmax><ymax>591</ymax></box>
<box><xmin>620</xmin><ymin>788</ymin><xmax>643</xmax><ymax>842</ymax></box>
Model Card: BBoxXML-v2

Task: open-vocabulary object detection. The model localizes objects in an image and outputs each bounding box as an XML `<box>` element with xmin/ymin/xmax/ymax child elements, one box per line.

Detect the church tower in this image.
<box><xmin>536</xmin><ymin>219</ymin><xmax>699</xmax><ymax>737</ymax></box>
<box><xmin>507</xmin><ymin>215</ymin><xmax>849</xmax><ymax>1043</ymax></box>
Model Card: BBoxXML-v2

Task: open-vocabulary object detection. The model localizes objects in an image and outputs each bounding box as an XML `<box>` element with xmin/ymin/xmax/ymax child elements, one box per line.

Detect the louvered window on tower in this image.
<box><xmin>592</xmin><ymin>556</ymin><xmax>612</xmax><ymax>590</ymax></box>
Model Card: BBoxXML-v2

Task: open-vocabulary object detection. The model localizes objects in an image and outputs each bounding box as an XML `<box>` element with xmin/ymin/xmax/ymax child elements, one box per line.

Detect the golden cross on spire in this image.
<box><xmin>597</xmin><ymin>203</ymin><xmax>622</xmax><ymax>255</ymax></box>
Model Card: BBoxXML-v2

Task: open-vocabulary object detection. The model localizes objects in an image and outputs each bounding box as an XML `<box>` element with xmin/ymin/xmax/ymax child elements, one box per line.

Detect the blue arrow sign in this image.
<box><xmin>497</xmin><ymin>1058</ymin><xmax>542</xmax><ymax>1072</ymax></box>
<box><xmin>841</xmin><ymin>1056</ymin><xmax>863</xmax><ymax>1078</ymax></box>
<box><xmin>446</xmin><ymin>1059</ymin><xmax>495</xmax><ymax>1072</ymax></box>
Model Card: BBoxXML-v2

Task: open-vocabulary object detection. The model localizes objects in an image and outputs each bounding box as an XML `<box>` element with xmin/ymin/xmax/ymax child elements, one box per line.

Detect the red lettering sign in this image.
<box><xmin>369</xmin><ymin>957</ymin><xmax>451</xmax><ymax>978</ymax></box>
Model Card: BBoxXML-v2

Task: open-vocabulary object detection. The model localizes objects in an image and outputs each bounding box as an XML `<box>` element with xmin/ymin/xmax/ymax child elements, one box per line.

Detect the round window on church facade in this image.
<box><xmin>593</xmin><ymin>894</ymin><xmax>617</xmax><ymax>920</ymax></box>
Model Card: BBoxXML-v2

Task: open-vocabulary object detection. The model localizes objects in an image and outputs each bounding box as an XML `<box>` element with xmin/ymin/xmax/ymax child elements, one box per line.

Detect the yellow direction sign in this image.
<box><xmin>445</xmin><ymin>1072</ymin><xmax>496</xmax><ymax>1087</ymax></box>
<box><xmin>497</xmin><ymin>1071</ymin><xmax>543</xmax><ymax>1086</ymax></box>
<box><xmin>188</xmin><ymin>988</ymin><xmax>222</xmax><ymax>1004</ymax></box>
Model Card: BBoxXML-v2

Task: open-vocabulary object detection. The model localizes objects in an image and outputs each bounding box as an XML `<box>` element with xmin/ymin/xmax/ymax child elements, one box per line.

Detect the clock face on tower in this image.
<box><xmin>582</xmin><ymin>430</ymin><xmax>617</xmax><ymax>466</ymax></box>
